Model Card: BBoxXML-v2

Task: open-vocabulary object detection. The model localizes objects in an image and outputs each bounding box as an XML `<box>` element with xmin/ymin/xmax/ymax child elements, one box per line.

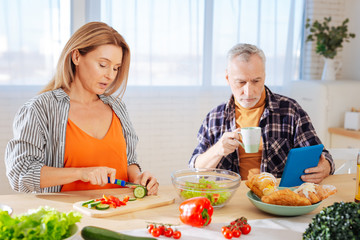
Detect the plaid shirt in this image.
<box><xmin>189</xmin><ymin>86</ymin><xmax>335</xmax><ymax>178</ymax></box>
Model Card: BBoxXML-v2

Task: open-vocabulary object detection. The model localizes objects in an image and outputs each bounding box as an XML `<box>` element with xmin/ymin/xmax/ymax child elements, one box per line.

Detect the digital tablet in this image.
<box><xmin>279</xmin><ymin>144</ymin><xmax>324</xmax><ymax>187</ymax></box>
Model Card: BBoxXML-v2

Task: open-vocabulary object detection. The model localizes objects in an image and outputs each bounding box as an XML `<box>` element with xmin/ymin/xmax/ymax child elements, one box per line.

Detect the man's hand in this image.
<box><xmin>301</xmin><ymin>154</ymin><xmax>331</xmax><ymax>184</ymax></box>
<box><xmin>214</xmin><ymin>128</ymin><xmax>241</xmax><ymax>157</ymax></box>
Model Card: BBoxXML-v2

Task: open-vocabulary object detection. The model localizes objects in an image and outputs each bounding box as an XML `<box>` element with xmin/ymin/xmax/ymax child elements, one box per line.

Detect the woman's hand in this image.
<box><xmin>80</xmin><ymin>167</ymin><xmax>116</xmax><ymax>186</ymax></box>
<box><xmin>133</xmin><ymin>171</ymin><xmax>159</xmax><ymax>195</ymax></box>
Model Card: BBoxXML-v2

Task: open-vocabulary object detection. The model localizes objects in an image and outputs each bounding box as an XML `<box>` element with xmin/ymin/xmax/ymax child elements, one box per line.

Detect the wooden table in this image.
<box><xmin>0</xmin><ymin>174</ymin><xmax>356</xmax><ymax>232</ymax></box>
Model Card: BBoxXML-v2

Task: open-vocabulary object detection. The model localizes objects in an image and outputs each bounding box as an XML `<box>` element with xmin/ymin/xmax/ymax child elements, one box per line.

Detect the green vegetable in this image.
<box><xmin>88</xmin><ymin>200</ymin><xmax>102</xmax><ymax>208</ymax></box>
<box><xmin>180</xmin><ymin>177</ymin><xmax>231</xmax><ymax>206</ymax></box>
<box><xmin>96</xmin><ymin>204</ymin><xmax>110</xmax><ymax>210</ymax></box>
<box><xmin>0</xmin><ymin>206</ymin><xmax>82</xmax><ymax>240</ymax></box>
<box><xmin>82</xmin><ymin>199</ymin><xmax>95</xmax><ymax>206</ymax></box>
<box><xmin>81</xmin><ymin>226</ymin><xmax>156</xmax><ymax>240</ymax></box>
<box><xmin>303</xmin><ymin>201</ymin><xmax>360</xmax><ymax>239</ymax></box>
<box><xmin>134</xmin><ymin>186</ymin><xmax>147</xmax><ymax>199</ymax></box>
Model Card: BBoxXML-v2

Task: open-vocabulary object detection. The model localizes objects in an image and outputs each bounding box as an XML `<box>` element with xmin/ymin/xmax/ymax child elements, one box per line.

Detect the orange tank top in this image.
<box><xmin>61</xmin><ymin>111</ymin><xmax>128</xmax><ymax>191</ymax></box>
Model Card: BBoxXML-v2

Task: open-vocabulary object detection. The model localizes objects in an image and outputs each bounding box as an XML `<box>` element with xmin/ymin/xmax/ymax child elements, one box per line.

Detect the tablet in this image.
<box><xmin>279</xmin><ymin>144</ymin><xmax>324</xmax><ymax>187</ymax></box>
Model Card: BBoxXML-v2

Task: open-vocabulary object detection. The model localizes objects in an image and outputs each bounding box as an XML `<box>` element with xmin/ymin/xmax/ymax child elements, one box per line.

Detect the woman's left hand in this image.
<box><xmin>133</xmin><ymin>171</ymin><xmax>159</xmax><ymax>195</ymax></box>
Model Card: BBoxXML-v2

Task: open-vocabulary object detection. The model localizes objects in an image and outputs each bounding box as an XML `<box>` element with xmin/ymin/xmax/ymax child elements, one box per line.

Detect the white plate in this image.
<box><xmin>0</xmin><ymin>203</ymin><xmax>13</xmax><ymax>215</ymax></box>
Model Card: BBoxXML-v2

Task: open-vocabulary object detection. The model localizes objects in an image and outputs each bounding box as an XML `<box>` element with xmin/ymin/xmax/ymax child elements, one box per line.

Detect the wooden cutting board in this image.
<box><xmin>73</xmin><ymin>191</ymin><xmax>175</xmax><ymax>218</ymax></box>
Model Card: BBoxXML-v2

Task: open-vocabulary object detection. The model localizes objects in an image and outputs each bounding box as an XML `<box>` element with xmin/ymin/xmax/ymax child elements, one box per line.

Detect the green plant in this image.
<box><xmin>303</xmin><ymin>201</ymin><xmax>360</xmax><ymax>239</ymax></box>
<box><xmin>305</xmin><ymin>17</ymin><xmax>356</xmax><ymax>59</ymax></box>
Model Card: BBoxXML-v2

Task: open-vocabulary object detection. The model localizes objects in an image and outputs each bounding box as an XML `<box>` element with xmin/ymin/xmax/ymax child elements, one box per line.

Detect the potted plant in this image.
<box><xmin>305</xmin><ymin>17</ymin><xmax>356</xmax><ymax>80</ymax></box>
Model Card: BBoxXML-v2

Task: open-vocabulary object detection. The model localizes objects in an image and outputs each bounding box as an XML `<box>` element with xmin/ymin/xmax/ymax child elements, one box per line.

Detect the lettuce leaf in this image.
<box><xmin>0</xmin><ymin>206</ymin><xmax>82</xmax><ymax>240</ymax></box>
<box><xmin>180</xmin><ymin>177</ymin><xmax>231</xmax><ymax>206</ymax></box>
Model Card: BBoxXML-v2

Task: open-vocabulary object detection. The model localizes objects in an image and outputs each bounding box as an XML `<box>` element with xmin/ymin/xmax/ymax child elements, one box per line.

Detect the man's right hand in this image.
<box><xmin>214</xmin><ymin>129</ymin><xmax>242</xmax><ymax>157</ymax></box>
<box><xmin>194</xmin><ymin>128</ymin><xmax>241</xmax><ymax>169</ymax></box>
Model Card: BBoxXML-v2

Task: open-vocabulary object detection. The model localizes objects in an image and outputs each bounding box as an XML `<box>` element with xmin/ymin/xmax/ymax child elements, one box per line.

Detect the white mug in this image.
<box><xmin>237</xmin><ymin>127</ymin><xmax>261</xmax><ymax>153</ymax></box>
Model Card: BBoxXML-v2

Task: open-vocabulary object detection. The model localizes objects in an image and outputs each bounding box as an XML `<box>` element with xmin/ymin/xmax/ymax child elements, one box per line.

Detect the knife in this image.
<box><xmin>107</xmin><ymin>177</ymin><xmax>142</xmax><ymax>188</ymax></box>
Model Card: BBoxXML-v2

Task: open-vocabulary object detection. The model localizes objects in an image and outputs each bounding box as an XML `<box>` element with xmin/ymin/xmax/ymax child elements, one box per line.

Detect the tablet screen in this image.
<box><xmin>279</xmin><ymin>144</ymin><xmax>324</xmax><ymax>187</ymax></box>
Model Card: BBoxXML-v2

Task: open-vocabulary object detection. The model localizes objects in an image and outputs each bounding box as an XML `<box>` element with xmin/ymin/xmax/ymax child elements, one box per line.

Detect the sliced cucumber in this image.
<box><xmin>88</xmin><ymin>200</ymin><xmax>102</xmax><ymax>208</ymax></box>
<box><xmin>134</xmin><ymin>186</ymin><xmax>147</xmax><ymax>199</ymax></box>
<box><xmin>128</xmin><ymin>198</ymin><xmax>137</xmax><ymax>201</ymax></box>
<box><xmin>95</xmin><ymin>204</ymin><xmax>110</xmax><ymax>210</ymax></box>
<box><xmin>82</xmin><ymin>199</ymin><xmax>95</xmax><ymax>206</ymax></box>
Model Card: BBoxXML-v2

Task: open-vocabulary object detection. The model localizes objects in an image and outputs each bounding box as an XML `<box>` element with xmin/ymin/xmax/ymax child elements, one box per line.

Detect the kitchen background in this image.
<box><xmin>1</xmin><ymin>0</ymin><xmax>359</xmax><ymax>194</ymax></box>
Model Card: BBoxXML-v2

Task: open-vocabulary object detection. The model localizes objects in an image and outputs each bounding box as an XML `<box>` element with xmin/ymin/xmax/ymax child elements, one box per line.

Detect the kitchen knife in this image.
<box><xmin>107</xmin><ymin>177</ymin><xmax>142</xmax><ymax>188</ymax></box>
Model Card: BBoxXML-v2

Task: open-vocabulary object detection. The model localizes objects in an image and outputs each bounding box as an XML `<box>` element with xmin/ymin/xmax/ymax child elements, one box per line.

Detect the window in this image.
<box><xmin>0</xmin><ymin>0</ymin><xmax>70</xmax><ymax>85</ymax></box>
<box><xmin>101</xmin><ymin>0</ymin><xmax>204</xmax><ymax>86</ymax></box>
<box><xmin>0</xmin><ymin>0</ymin><xmax>304</xmax><ymax>86</ymax></box>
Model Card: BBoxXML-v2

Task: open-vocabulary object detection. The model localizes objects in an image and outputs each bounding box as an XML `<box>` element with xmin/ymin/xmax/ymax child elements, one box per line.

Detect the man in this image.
<box><xmin>189</xmin><ymin>43</ymin><xmax>334</xmax><ymax>182</ymax></box>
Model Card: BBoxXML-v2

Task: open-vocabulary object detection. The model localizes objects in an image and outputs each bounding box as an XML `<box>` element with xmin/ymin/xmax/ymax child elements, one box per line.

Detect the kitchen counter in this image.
<box><xmin>0</xmin><ymin>174</ymin><xmax>356</xmax><ymax>236</ymax></box>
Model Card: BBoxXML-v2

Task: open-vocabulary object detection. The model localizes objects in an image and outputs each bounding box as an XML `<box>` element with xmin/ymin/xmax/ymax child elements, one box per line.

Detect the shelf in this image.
<box><xmin>328</xmin><ymin>127</ymin><xmax>360</xmax><ymax>140</ymax></box>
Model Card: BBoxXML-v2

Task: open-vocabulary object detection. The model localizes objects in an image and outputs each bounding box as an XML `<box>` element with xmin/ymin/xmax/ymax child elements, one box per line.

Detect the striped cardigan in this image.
<box><xmin>5</xmin><ymin>88</ymin><xmax>139</xmax><ymax>193</ymax></box>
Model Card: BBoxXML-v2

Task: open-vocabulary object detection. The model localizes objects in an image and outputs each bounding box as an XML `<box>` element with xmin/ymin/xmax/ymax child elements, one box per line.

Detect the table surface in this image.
<box><xmin>0</xmin><ymin>174</ymin><xmax>356</xmax><ymax>233</ymax></box>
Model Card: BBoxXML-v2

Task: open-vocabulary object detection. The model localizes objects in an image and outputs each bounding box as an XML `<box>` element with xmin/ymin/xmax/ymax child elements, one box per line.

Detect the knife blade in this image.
<box><xmin>107</xmin><ymin>177</ymin><xmax>142</xmax><ymax>188</ymax></box>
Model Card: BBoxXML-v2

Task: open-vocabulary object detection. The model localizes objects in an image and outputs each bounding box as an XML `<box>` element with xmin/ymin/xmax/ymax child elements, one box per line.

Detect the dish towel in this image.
<box><xmin>119</xmin><ymin>214</ymin><xmax>314</xmax><ymax>240</ymax></box>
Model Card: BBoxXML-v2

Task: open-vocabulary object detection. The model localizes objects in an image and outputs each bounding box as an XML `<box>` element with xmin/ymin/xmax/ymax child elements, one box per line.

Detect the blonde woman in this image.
<box><xmin>5</xmin><ymin>22</ymin><xmax>159</xmax><ymax>194</ymax></box>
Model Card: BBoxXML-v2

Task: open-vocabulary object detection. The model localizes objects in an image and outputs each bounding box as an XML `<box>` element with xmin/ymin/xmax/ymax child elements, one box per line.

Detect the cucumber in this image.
<box><xmin>128</xmin><ymin>198</ymin><xmax>137</xmax><ymax>201</ymax></box>
<box><xmin>81</xmin><ymin>226</ymin><xmax>156</xmax><ymax>240</ymax></box>
<box><xmin>95</xmin><ymin>204</ymin><xmax>110</xmax><ymax>210</ymax></box>
<box><xmin>87</xmin><ymin>200</ymin><xmax>102</xmax><ymax>208</ymax></box>
<box><xmin>82</xmin><ymin>199</ymin><xmax>95</xmax><ymax>206</ymax></box>
<box><xmin>134</xmin><ymin>186</ymin><xmax>147</xmax><ymax>199</ymax></box>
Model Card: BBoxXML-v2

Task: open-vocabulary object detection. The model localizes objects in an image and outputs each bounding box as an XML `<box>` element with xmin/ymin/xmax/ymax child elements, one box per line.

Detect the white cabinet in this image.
<box><xmin>285</xmin><ymin>80</ymin><xmax>360</xmax><ymax>148</ymax></box>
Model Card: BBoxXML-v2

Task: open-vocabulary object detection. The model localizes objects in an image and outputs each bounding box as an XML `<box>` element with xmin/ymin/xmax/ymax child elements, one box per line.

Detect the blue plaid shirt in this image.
<box><xmin>189</xmin><ymin>86</ymin><xmax>335</xmax><ymax>178</ymax></box>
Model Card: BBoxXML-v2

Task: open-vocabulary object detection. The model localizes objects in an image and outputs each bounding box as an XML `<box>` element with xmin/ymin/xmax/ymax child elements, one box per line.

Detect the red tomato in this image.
<box><xmin>240</xmin><ymin>224</ymin><xmax>251</xmax><ymax>235</ymax></box>
<box><xmin>232</xmin><ymin>229</ymin><xmax>241</xmax><ymax>238</ymax></box>
<box><xmin>164</xmin><ymin>227</ymin><xmax>173</xmax><ymax>237</ymax></box>
<box><xmin>158</xmin><ymin>225</ymin><xmax>166</xmax><ymax>235</ymax></box>
<box><xmin>147</xmin><ymin>224</ymin><xmax>154</xmax><ymax>234</ymax></box>
<box><xmin>223</xmin><ymin>229</ymin><xmax>233</xmax><ymax>239</ymax></box>
<box><xmin>221</xmin><ymin>226</ymin><xmax>229</xmax><ymax>234</ymax></box>
<box><xmin>151</xmin><ymin>228</ymin><xmax>160</xmax><ymax>237</ymax></box>
<box><xmin>173</xmin><ymin>230</ymin><xmax>181</xmax><ymax>239</ymax></box>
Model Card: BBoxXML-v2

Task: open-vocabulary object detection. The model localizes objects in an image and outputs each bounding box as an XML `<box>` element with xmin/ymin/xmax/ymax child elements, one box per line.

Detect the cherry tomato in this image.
<box><xmin>223</xmin><ymin>229</ymin><xmax>233</xmax><ymax>239</ymax></box>
<box><xmin>232</xmin><ymin>229</ymin><xmax>241</xmax><ymax>238</ymax></box>
<box><xmin>147</xmin><ymin>224</ymin><xmax>154</xmax><ymax>234</ymax></box>
<box><xmin>164</xmin><ymin>227</ymin><xmax>173</xmax><ymax>237</ymax></box>
<box><xmin>240</xmin><ymin>224</ymin><xmax>251</xmax><ymax>235</ymax></box>
<box><xmin>173</xmin><ymin>230</ymin><xmax>182</xmax><ymax>239</ymax></box>
<box><xmin>151</xmin><ymin>228</ymin><xmax>161</xmax><ymax>237</ymax></box>
<box><xmin>158</xmin><ymin>225</ymin><xmax>166</xmax><ymax>235</ymax></box>
<box><xmin>230</xmin><ymin>221</ymin><xmax>236</xmax><ymax>226</ymax></box>
<box><xmin>221</xmin><ymin>226</ymin><xmax>229</xmax><ymax>234</ymax></box>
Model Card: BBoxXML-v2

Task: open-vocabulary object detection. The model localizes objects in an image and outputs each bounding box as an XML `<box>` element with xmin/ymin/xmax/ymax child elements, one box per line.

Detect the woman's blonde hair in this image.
<box><xmin>41</xmin><ymin>22</ymin><xmax>130</xmax><ymax>97</ymax></box>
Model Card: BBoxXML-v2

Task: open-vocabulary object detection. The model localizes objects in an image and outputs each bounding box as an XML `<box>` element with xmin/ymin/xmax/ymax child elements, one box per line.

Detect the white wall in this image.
<box><xmin>342</xmin><ymin>0</ymin><xmax>360</xmax><ymax>80</ymax></box>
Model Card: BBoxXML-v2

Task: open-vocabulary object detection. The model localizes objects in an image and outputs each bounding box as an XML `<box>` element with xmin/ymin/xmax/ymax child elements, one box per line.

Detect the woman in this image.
<box><xmin>5</xmin><ymin>22</ymin><xmax>159</xmax><ymax>194</ymax></box>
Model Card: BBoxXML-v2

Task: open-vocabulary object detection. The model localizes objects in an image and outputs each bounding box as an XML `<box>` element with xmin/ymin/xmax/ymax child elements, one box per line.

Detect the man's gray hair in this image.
<box><xmin>227</xmin><ymin>43</ymin><xmax>266</xmax><ymax>64</ymax></box>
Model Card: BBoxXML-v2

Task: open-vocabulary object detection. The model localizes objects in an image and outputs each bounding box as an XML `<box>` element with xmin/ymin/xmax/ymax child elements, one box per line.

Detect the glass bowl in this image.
<box><xmin>171</xmin><ymin>168</ymin><xmax>241</xmax><ymax>208</ymax></box>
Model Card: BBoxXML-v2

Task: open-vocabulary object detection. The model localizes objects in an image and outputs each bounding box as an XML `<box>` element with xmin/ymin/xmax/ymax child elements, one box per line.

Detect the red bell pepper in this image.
<box><xmin>179</xmin><ymin>197</ymin><xmax>214</xmax><ymax>227</ymax></box>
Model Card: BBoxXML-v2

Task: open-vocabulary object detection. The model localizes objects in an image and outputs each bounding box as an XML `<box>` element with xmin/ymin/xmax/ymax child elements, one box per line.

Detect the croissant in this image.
<box><xmin>245</xmin><ymin>172</ymin><xmax>277</xmax><ymax>199</ymax></box>
<box><xmin>261</xmin><ymin>188</ymin><xmax>311</xmax><ymax>206</ymax></box>
<box><xmin>294</xmin><ymin>183</ymin><xmax>337</xmax><ymax>204</ymax></box>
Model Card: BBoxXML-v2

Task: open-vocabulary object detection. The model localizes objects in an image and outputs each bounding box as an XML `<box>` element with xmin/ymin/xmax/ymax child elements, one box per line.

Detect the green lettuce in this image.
<box><xmin>0</xmin><ymin>206</ymin><xmax>82</xmax><ymax>240</ymax></box>
<box><xmin>180</xmin><ymin>177</ymin><xmax>231</xmax><ymax>206</ymax></box>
